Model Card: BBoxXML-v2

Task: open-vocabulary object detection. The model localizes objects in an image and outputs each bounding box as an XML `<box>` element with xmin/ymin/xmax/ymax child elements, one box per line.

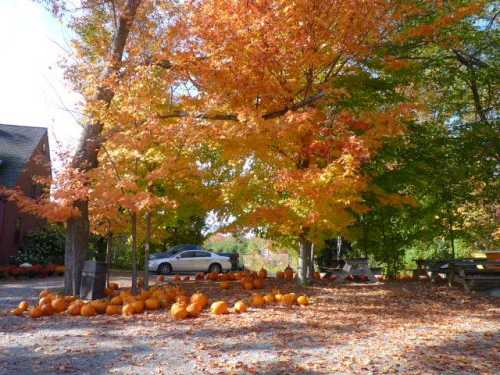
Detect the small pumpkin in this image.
<box><xmin>176</xmin><ymin>295</ymin><xmax>190</xmax><ymax>305</ymax></box>
<box><xmin>109</xmin><ymin>282</ymin><xmax>119</xmax><ymax>290</ymax></box>
<box><xmin>297</xmin><ymin>295</ymin><xmax>309</xmax><ymax>305</ymax></box>
<box><xmin>275</xmin><ymin>293</ymin><xmax>284</xmax><ymax>303</ymax></box>
<box><xmin>40</xmin><ymin>303</ymin><xmax>54</xmax><ymax>316</ymax></box>
<box><xmin>39</xmin><ymin>289</ymin><xmax>51</xmax><ymax>298</ymax></box>
<box><xmin>210</xmin><ymin>301</ymin><xmax>229</xmax><ymax>315</ymax></box>
<box><xmin>11</xmin><ymin>307</ymin><xmax>24</xmax><ymax>316</ymax></box>
<box><xmin>190</xmin><ymin>292</ymin><xmax>209</xmax><ymax>308</ymax></box>
<box><xmin>67</xmin><ymin>301</ymin><xmax>83</xmax><ymax>316</ymax></box>
<box><xmin>90</xmin><ymin>300</ymin><xmax>108</xmax><ymax>314</ymax></box>
<box><xmin>219</xmin><ymin>281</ymin><xmax>231</xmax><ymax>289</ymax></box>
<box><xmin>110</xmin><ymin>296</ymin><xmax>123</xmax><ymax>305</ymax></box>
<box><xmin>131</xmin><ymin>300</ymin><xmax>145</xmax><ymax>314</ymax></box>
<box><xmin>145</xmin><ymin>298</ymin><xmax>160</xmax><ymax>310</ymax></box>
<box><xmin>157</xmin><ymin>275</ymin><xmax>165</xmax><ymax>282</ymax></box>
<box><xmin>39</xmin><ymin>296</ymin><xmax>52</xmax><ymax>306</ymax></box>
<box><xmin>233</xmin><ymin>300</ymin><xmax>248</xmax><ymax>313</ymax></box>
<box><xmin>64</xmin><ymin>295</ymin><xmax>77</xmax><ymax>303</ymax></box>
<box><xmin>170</xmin><ymin>303</ymin><xmax>188</xmax><ymax>320</ymax></box>
<box><xmin>140</xmin><ymin>289</ymin><xmax>152</xmax><ymax>301</ymax></box>
<box><xmin>195</xmin><ymin>272</ymin><xmax>205</xmax><ymax>280</ymax></box>
<box><xmin>186</xmin><ymin>303</ymin><xmax>203</xmax><ymax>317</ymax></box>
<box><xmin>313</xmin><ymin>271</ymin><xmax>321</xmax><ymax>280</ymax></box>
<box><xmin>251</xmin><ymin>293</ymin><xmax>265</xmax><ymax>307</ymax></box>
<box><xmin>51</xmin><ymin>298</ymin><xmax>67</xmax><ymax>313</ymax></box>
<box><xmin>30</xmin><ymin>307</ymin><xmax>43</xmax><ymax>318</ymax></box>
<box><xmin>282</xmin><ymin>293</ymin><xmax>297</xmax><ymax>305</ymax></box>
<box><xmin>105</xmin><ymin>304</ymin><xmax>122</xmax><ymax>315</ymax></box>
<box><xmin>104</xmin><ymin>287</ymin><xmax>114</xmax><ymax>297</ymax></box>
<box><xmin>252</xmin><ymin>278</ymin><xmax>264</xmax><ymax>289</ymax></box>
<box><xmin>122</xmin><ymin>304</ymin><xmax>135</xmax><ymax>316</ymax></box>
<box><xmin>18</xmin><ymin>301</ymin><xmax>29</xmax><ymax>311</ymax></box>
<box><xmin>242</xmin><ymin>281</ymin><xmax>253</xmax><ymax>290</ymax></box>
<box><xmin>263</xmin><ymin>294</ymin><xmax>275</xmax><ymax>303</ymax></box>
<box><xmin>81</xmin><ymin>304</ymin><xmax>97</xmax><ymax>317</ymax></box>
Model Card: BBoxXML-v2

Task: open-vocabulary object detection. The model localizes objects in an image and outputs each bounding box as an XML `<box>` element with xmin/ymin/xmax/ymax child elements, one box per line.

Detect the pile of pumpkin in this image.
<box><xmin>10</xmin><ymin>272</ymin><xmax>310</xmax><ymax>320</ymax></box>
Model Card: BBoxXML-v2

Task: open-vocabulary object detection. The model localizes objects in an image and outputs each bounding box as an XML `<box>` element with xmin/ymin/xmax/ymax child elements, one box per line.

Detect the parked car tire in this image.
<box><xmin>158</xmin><ymin>263</ymin><xmax>172</xmax><ymax>275</ymax></box>
<box><xmin>208</xmin><ymin>263</ymin><xmax>222</xmax><ymax>273</ymax></box>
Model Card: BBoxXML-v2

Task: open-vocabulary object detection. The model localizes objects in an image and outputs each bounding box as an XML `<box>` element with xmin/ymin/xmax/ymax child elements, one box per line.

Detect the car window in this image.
<box><xmin>179</xmin><ymin>251</ymin><xmax>197</xmax><ymax>258</ymax></box>
<box><xmin>195</xmin><ymin>251</ymin><xmax>211</xmax><ymax>258</ymax></box>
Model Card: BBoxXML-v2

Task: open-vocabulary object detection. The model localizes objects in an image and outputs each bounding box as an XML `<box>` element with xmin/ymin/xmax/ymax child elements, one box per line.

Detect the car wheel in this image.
<box><xmin>158</xmin><ymin>263</ymin><xmax>172</xmax><ymax>275</ymax></box>
<box><xmin>208</xmin><ymin>263</ymin><xmax>222</xmax><ymax>274</ymax></box>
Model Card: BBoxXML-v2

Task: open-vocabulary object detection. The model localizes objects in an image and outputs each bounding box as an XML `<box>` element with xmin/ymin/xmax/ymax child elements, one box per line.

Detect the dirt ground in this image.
<box><xmin>0</xmin><ymin>275</ymin><xmax>498</xmax><ymax>375</ymax></box>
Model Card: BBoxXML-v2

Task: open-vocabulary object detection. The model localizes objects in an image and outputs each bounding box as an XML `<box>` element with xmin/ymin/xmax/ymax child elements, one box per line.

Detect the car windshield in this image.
<box><xmin>150</xmin><ymin>245</ymin><xmax>204</xmax><ymax>259</ymax></box>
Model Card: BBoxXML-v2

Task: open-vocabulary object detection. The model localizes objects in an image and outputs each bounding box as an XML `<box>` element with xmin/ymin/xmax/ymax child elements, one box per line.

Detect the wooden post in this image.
<box><xmin>105</xmin><ymin>233</ymin><xmax>113</xmax><ymax>288</ymax></box>
<box><xmin>131</xmin><ymin>212</ymin><xmax>138</xmax><ymax>294</ymax></box>
<box><xmin>144</xmin><ymin>212</ymin><xmax>151</xmax><ymax>290</ymax></box>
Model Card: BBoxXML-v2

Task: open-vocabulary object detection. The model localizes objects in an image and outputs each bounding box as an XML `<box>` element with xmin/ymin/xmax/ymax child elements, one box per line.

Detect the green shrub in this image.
<box><xmin>16</xmin><ymin>226</ymin><xmax>65</xmax><ymax>265</ymax></box>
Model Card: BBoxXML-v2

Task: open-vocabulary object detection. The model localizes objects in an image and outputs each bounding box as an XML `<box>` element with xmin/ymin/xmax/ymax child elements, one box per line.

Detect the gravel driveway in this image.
<box><xmin>0</xmin><ymin>276</ymin><xmax>498</xmax><ymax>375</ymax></box>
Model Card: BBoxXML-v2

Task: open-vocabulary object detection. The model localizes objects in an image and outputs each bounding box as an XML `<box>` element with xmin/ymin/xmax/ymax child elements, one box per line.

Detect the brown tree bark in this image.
<box><xmin>143</xmin><ymin>212</ymin><xmax>151</xmax><ymax>290</ymax></box>
<box><xmin>131</xmin><ymin>212</ymin><xmax>138</xmax><ymax>294</ymax></box>
<box><xmin>64</xmin><ymin>0</ymin><xmax>143</xmax><ymax>296</ymax></box>
<box><xmin>298</xmin><ymin>234</ymin><xmax>313</xmax><ymax>285</ymax></box>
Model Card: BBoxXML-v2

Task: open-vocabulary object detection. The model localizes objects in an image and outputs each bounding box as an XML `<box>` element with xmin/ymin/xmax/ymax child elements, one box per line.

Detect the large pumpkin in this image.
<box><xmin>131</xmin><ymin>300</ymin><xmax>145</xmax><ymax>314</ymax></box>
<box><xmin>251</xmin><ymin>294</ymin><xmax>265</xmax><ymax>307</ymax></box>
<box><xmin>263</xmin><ymin>294</ymin><xmax>275</xmax><ymax>304</ymax></box>
<box><xmin>109</xmin><ymin>282</ymin><xmax>119</xmax><ymax>290</ymax></box>
<box><xmin>122</xmin><ymin>304</ymin><xmax>135</xmax><ymax>316</ymax></box>
<box><xmin>51</xmin><ymin>298</ymin><xmax>67</xmax><ymax>313</ymax></box>
<box><xmin>67</xmin><ymin>302</ymin><xmax>82</xmax><ymax>316</ymax></box>
<box><xmin>282</xmin><ymin>293</ymin><xmax>297</xmax><ymax>305</ymax></box>
<box><xmin>297</xmin><ymin>295</ymin><xmax>309</xmax><ymax>305</ymax></box>
<box><xmin>110</xmin><ymin>296</ymin><xmax>123</xmax><ymax>305</ymax></box>
<box><xmin>233</xmin><ymin>300</ymin><xmax>248</xmax><ymax>313</ymax></box>
<box><xmin>39</xmin><ymin>289</ymin><xmax>51</xmax><ymax>298</ymax></box>
<box><xmin>186</xmin><ymin>303</ymin><xmax>203</xmax><ymax>317</ymax></box>
<box><xmin>30</xmin><ymin>307</ymin><xmax>43</xmax><ymax>318</ymax></box>
<box><xmin>170</xmin><ymin>303</ymin><xmax>188</xmax><ymax>320</ymax></box>
<box><xmin>39</xmin><ymin>296</ymin><xmax>52</xmax><ymax>306</ymax></box>
<box><xmin>90</xmin><ymin>300</ymin><xmax>108</xmax><ymax>314</ymax></box>
<box><xmin>210</xmin><ymin>301</ymin><xmax>229</xmax><ymax>315</ymax></box>
<box><xmin>176</xmin><ymin>295</ymin><xmax>190</xmax><ymax>306</ymax></box>
<box><xmin>105</xmin><ymin>304</ymin><xmax>122</xmax><ymax>315</ymax></box>
<box><xmin>190</xmin><ymin>292</ymin><xmax>209</xmax><ymax>308</ymax></box>
<box><xmin>81</xmin><ymin>304</ymin><xmax>97</xmax><ymax>317</ymax></box>
<box><xmin>145</xmin><ymin>298</ymin><xmax>160</xmax><ymax>311</ymax></box>
<box><xmin>252</xmin><ymin>278</ymin><xmax>264</xmax><ymax>289</ymax></box>
<box><xmin>40</xmin><ymin>303</ymin><xmax>54</xmax><ymax>316</ymax></box>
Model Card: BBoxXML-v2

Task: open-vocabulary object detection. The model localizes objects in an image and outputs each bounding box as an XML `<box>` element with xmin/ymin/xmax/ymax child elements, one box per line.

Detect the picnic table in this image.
<box><xmin>320</xmin><ymin>258</ymin><xmax>378</xmax><ymax>283</ymax></box>
<box><xmin>448</xmin><ymin>260</ymin><xmax>500</xmax><ymax>292</ymax></box>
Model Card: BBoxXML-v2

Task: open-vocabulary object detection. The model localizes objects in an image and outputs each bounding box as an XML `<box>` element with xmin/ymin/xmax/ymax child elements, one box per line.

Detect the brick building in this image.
<box><xmin>0</xmin><ymin>124</ymin><xmax>51</xmax><ymax>264</ymax></box>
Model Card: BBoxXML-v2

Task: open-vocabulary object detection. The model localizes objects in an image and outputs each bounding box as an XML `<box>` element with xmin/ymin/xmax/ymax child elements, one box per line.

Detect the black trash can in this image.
<box><xmin>80</xmin><ymin>260</ymin><xmax>107</xmax><ymax>300</ymax></box>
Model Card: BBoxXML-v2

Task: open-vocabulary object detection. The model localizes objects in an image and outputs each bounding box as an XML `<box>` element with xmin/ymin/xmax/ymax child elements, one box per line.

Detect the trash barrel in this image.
<box><xmin>80</xmin><ymin>260</ymin><xmax>107</xmax><ymax>300</ymax></box>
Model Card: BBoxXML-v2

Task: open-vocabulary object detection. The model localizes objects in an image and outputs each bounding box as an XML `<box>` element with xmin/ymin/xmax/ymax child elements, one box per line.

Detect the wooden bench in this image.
<box><xmin>448</xmin><ymin>260</ymin><xmax>500</xmax><ymax>292</ymax></box>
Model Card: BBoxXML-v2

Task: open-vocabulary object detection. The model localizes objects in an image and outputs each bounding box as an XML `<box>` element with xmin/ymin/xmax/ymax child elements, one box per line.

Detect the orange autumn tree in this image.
<box><xmin>158</xmin><ymin>0</ymin><xmax>484</xmax><ymax>283</ymax></box>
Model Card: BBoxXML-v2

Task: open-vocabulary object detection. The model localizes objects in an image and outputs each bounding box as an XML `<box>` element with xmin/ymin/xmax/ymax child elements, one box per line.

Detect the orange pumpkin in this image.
<box><xmin>282</xmin><ymin>293</ymin><xmax>297</xmax><ymax>305</ymax></box>
<box><xmin>18</xmin><ymin>301</ymin><xmax>29</xmax><ymax>311</ymax></box>
<box><xmin>173</xmin><ymin>275</ymin><xmax>181</xmax><ymax>282</ymax></box>
<box><xmin>210</xmin><ymin>301</ymin><xmax>229</xmax><ymax>315</ymax></box>
<box><xmin>186</xmin><ymin>303</ymin><xmax>203</xmax><ymax>317</ymax></box>
<box><xmin>131</xmin><ymin>300</ymin><xmax>145</xmax><ymax>314</ymax></box>
<box><xmin>30</xmin><ymin>307</ymin><xmax>43</xmax><ymax>318</ymax></box>
<box><xmin>39</xmin><ymin>296</ymin><xmax>52</xmax><ymax>306</ymax></box>
<box><xmin>176</xmin><ymin>295</ymin><xmax>190</xmax><ymax>305</ymax></box>
<box><xmin>41</xmin><ymin>303</ymin><xmax>54</xmax><ymax>316</ymax></box>
<box><xmin>195</xmin><ymin>272</ymin><xmax>205</xmax><ymax>280</ymax></box>
<box><xmin>145</xmin><ymin>298</ymin><xmax>160</xmax><ymax>310</ymax></box>
<box><xmin>104</xmin><ymin>287</ymin><xmax>114</xmax><ymax>297</ymax></box>
<box><xmin>263</xmin><ymin>294</ymin><xmax>275</xmax><ymax>303</ymax></box>
<box><xmin>190</xmin><ymin>292</ymin><xmax>209</xmax><ymax>308</ymax></box>
<box><xmin>122</xmin><ymin>304</ymin><xmax>135</xmax><ymax>316</ymax></box>
<box><xmin>157</xmin><ymin>275</ymin><xmax>165</xmax><ymax>282</ymax></box>
<box><xmin>39</xmin><ymin>289</ymin><xmax>50</xmax><ymax>298</ymax></box>
<box><xmin>275</xmin><ymin>293</ymin><xmax>284</xmax><ymax>303</ymax></box>
<box><xmin>170</xmin><ymin>303</ymin><xmax>188</xmax><ymax>320</ymax></box>
<box><xmin>67</xmin><ymin>302</ymin><xmax>82</xmax><ymax>316</ymax></box>
<box><xmin>313</xmin><ymin>271</ymin><xmax>321</xmax><ymax>280</ymax></box>
<box><xmin>251</xmin><ymin>293</ymin><xmax>265</xmax><ymax>307</ymax></box>
<box><xmin>297</xmin><ymin>295</ymin><xmax>309</xmax><ymax>306</ymax></box>
<box><xmin>252</xmin><ymin>278</ymin><xmax>264</xmax><ymax>289</ymax></box>
<box><xmin>110</xmin><ymin>296</ymin><xmax>123</xmax><ymax>305</ymax></box>
<box><xmin>64</xmin><ymin>295</ymin><xmax>77</xmax><ymax>303</ymax></box>
<box><xmin>90</xmin><ymin>300</ymin><xmax>108</xmax><ymax>314</ymax></box>
<box><xmin>140</xmin><ymin>289</ymin><xmax>152</xmax><ymax>301</ymax></box>
<box><xmin>11</xmin><ymin>307</ymin><xmax>24</xmax><ymax>316</ymax></box>
<box><xmin>242</xmin><ymin>281</ymin><xmax>254</xmax><ymax>290</ymax></box>
<box><xmin>51</xmin><ymin>298</ymin><xmax>67</xmax><ymax>313</ymax></box>
<box><xmin>105</xmin><ymin>304</ymin><xmax>122</xmax><ymax>315</ymax></box>
<box><xmin>233</xmin><ymin>300</ymin><xmax>248</xmax><ymax>313</ymax></box>
<box><xmin>219</xmin><ymin>281</ymin><xmax>231</xmax><ymax>289</ymax></box>
<box><xmin>81</xmin><ymin>304</ymin><xmax>97</xmax><ymax>317</ymax></box>
<box><xmin>109</xmin><ymin>282</ymin><xmax>119</xmax><ymax>290</ymax></box>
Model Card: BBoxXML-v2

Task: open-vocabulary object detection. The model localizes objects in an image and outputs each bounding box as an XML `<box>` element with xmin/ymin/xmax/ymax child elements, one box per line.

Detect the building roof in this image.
<box><xmin>0</xmin><ymin>124</ymin><xmax>48</xmax><ymax>188</ymax></box>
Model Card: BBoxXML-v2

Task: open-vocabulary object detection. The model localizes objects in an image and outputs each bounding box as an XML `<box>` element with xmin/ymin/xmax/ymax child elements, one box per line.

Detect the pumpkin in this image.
<box><xmin>275</xmin><ymin>293</ymin><xmax>284</xmax><ymax>303</ymax></box>
<box><xmin>195</xmin><ymin>272</ymin><xmax>205</xmax><ymax>280</ymax></box>
<box><xmin>11</xmin><ymin>307</ymin><xmax>24</xmax><ymax>316</ymax></box>
<box><xmin>39</xmin><ymin>296</ymin><xmax>52</xmax><ymax>306</ymax></box>
<box><xmin>170</xmin><ymin>303</ymin><xmax>188</xmax><ymax>320</ymax></box>
<box><xmin>263</xmin><ymin>294</ymin><xmax>275</xmax><ymax>303</ymax></box>
<box><xmin>122</xmin><ymin>304</ymin><xmax>135</xmax><ymax>316</ymax></box>
<box><xmin>64</xmin><ymin>295</ymin><xmax>77</xmax><ymax>303</ymax></box>
<box><xmin>186</xmin><ymin>303</ymin><xmax>203</xmax><ymax>317</ymax></box>
<box><xmin>67</xmin><ymin>302</ymin><xmax>82</xmax><ymax>316</ymax></box>
<box><xmin>131</xmin><ymin>300</ymin><xmax>145</xmax><ymax>314</ymax></box>
<box><xmin>145</xmin><ymin>298</ymin><xmax>160</xmax><ymax>310</ymax></box>
<box><xmin>252</xmin><ymin>278</ymin><xmax>264</xmax><ymax>289</ymax></box>
<box><xmin>284</xmin><ymin>266</ymin><xmax>294</xmax><ymax>280</ymax></box>
<box><xmin>157</xmin><ymin>275</ymin><xmax>165</xmax><ymax>282</ymax></box>
<box><xmin>39</xmin><ymin>289</ymin><xmax>50</xmax><ymax>298</ymax></box>
<box><xmin>176</xmin><ymin>295</ymin><xmax>190</xmax><ymax>305</ymax></box>
<box><xmin>233</xmin><ymin>300</ymin><xmax>248</xmax><ymax>313</ymax></box>
<box><xmin>105</xmin><ymin>304</ymin><xmax>121</xmax><ymax>315</ymax></box>
<box><xmin>140</xmin><ymin>290</ymin><xmax>152</xmax><ymax>301</ymax></box>
<box><xmin>104</xmin><ymin>287</ymin><xmax>114</xmax><ymax>297</ymax></box>
<box><xmin>258</xmin><ymin>268</ymin><xmax>267</xmax><ymax>279</ymax></box>
<box><xmin>242</xmin><ymin>281</ymin><xmax>254</xmax><ymax>290</ymax></box>
<box><xmin>219</xmin><ymin>281</ymin><xmax>231</xmax><ymax>289</ymax></box>
<box><xmin>207</xmin><ymin>272</ymin><xmax>218</xmax><ymax>281</ymax></box>
<box><xmin>210</xmin><ymin>301</ymin><xmax>229</xmax><ymax>315</ymax></box>
<box><xmin>313</xmin><ymin>272</ymin><xmax>321</xmax><ymax>280</ymax></box>
<box><xmin>51</xmin><ymin>298</ymin><xmax>67</xmax><ymax>313</ymax></box>
<box><xmin>30</xmin><ymin>307</ymin><xmax>43</xmax><ymax>318</ymax></box>
<box><xmin>109</xmin><ymin>282</ymin><xmax>119</xmax><ymax>290</ymax></box>
<box><xmin>110</xmin><ymin>296</ymin><xmax>123</xmax><ymax>305</ymax></box>
<box><xmin>190</xmin><ymin>292</ymin><xmax>209</xmax><ymax>308</ymax></box>
<box><xmin>173</xmin><ymin>275</ymin><xmax>181</xmax><ymax>282</ymax></box>
<box><xmin>251</xmin><ymin>293</ymin><xmax>265</xmax><ymax>307</ymax></box>
<box><xmin>282</xmin><ymin>293</ymin><xmax>297</xmax><ymax>305</ymax></box>
<box><xmin>81</xmin><ymin>304</ymin><xmax>96</xmax><ymax>317</ymax></box>
<box><xmin>40</xmin><ymin>303</ymin><xmax>54</xmax><ymax>316</ymax></box>
<box><xmin>276</xmin><ymin>271</ymin><xmax>284</xmax><ymax>279</ymax></box>
<box><xmin>297</xmin><ymin>295</ymin><xmax>309</xmax><ymax>305</ymax></box>
<box><xmin>18</xmin><ymin>301</ymin><xmax>29</xmax><ymax>311</ymax></box>
<box><xmin>90</xmin><ymin>300</ymin><xmax>108</xmax><ymax>314</ymax></box>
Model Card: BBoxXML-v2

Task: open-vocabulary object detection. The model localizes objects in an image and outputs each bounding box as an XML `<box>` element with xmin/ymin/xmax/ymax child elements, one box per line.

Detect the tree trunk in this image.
<box><xmin>63</xmin><ymin>0</ymin><xmax>142</xmax><ymax>296</ymax></box>
<box><xmin>298</xmin><ymin>235</ymin><xmax>312</xmax><ymax>285</ymax></box>
<box><xmin>144</xmin><ymin>212</ymin><xmax>151</xmax><ymax>290</ymax></box>
<box><xmin>131</xmin><ymin>212</ymin><xmax>138</xmax><ymax>294</ymax></box>
<box><xmin>105</xmin><ymin>233</ymin><xmax>113</xmax><ymax>288</ymax></box>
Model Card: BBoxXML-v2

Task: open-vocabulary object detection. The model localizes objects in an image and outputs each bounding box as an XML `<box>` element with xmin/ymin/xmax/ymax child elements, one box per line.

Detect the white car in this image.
<box><xmin>148</xmin><ymin>248</ymin><xmax>232</xmax><ymax>274</ymax></box>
